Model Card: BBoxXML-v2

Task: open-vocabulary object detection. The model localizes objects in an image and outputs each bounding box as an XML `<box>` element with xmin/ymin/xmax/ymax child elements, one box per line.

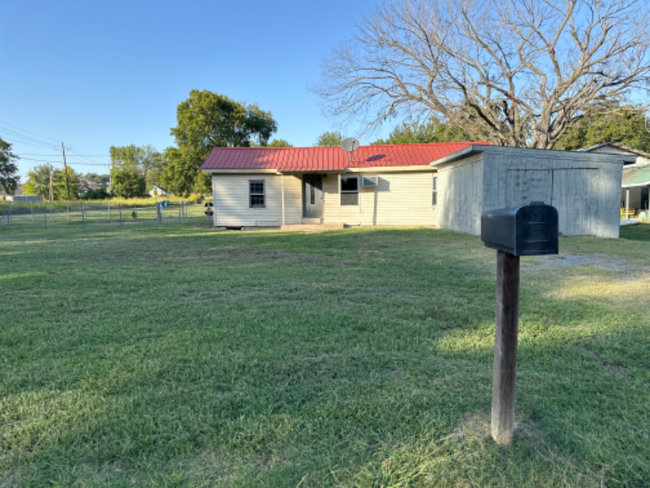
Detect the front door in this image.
<box><xmin>303</xmin><ymin>175</ymin><xmax>323</xmax><ymax>218</ymax></box>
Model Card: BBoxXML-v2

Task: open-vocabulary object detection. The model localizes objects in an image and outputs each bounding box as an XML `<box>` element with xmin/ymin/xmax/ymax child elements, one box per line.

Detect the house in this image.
<box><xmin>4</xmin><ymin>185</ymin><xmax>44</xmax><ymax>204</ymax></box>
<box><xmin>578</xmin><ymin>142</ymin><xmax>650</xmax><ymax>216</ymax></box>
<box><xmin>149</xmin><ymin>185</ymin><xmax>168</xmax><ymax>197</ymax></box>
<box><xmin>201</xmin><ymin>143</ymin><xmax>486</xmax><ymax>229</ymax></box>
<box><xmin>201</xmin><ymin>143</ymin><xmax>625</xmax><ymax>237</ymax></box>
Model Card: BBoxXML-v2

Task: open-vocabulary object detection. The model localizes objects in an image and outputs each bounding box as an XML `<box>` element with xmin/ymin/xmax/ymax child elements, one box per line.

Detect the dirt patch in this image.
<box><xmin>525</xmin><ymin>254</ymin><xmax>650</xmax><ymax>280</ymax></box>
<box><xmin>526</xmin><ymin>254</ymin><xmax>630</xmax><ymax>273</ymax></box>
<box><xmin>448</xmin><ymin>412</ymin><xmax>490</xmax><ymax>442</ymax></box>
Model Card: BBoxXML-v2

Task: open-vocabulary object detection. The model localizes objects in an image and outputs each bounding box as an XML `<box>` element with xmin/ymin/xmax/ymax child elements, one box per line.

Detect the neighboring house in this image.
<box><xmin>578</xmin><ymin>142</ymin><xmax>650</xmax><ymax>215</ymax></box>
<box><xmin>201</xmin><ymin>143</ymin><xmax>625</xmax><ymax>238</ymax></box>
<box><xmin>77</xmin><ymin>185</ymin><xmax>92</xmax><ymax>196</ymax></box>
<box><xmin>5</xmin><ymin>185</ymin><xmax>44</xmax><ymax>203</ymax></box>
<box><xmin>149</xmin><ymin>185</ymin><xmax>168</xmax><ymax>197</ymax></box>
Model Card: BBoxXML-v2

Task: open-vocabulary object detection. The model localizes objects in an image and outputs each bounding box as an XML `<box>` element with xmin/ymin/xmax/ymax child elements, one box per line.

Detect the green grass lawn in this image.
<box><xmin>1</xmin><ymin>224</ymin><xmax>649</xmax><ymax>487</ymax></box>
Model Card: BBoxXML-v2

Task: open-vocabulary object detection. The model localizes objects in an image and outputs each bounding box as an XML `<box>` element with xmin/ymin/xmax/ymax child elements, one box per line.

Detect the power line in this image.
<box><xmin>0</xmin><ymin>118</ymin><xmax>62</xmax><ymax>144</ymax></box>
<box><xmin>16</xmin><ymin>153</ymin><xmax>109</xmax><ymax>157</ymax></box>
<box><xmin>0</xmin><ymin>126</ymin><xmax>60</xmax><ymax>149</ymax></box>
<box><xmin>0</xmin><ymin>120</ymin><xmax>109</xmax><ymax>164</ymax></box>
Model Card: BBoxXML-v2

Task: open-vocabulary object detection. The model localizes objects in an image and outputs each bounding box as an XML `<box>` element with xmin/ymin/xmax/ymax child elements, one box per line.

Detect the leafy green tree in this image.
<box><xmin>267</xmin><ymin>139</ymin><xmax>293</xmax><ymax>147</ymax></box>
<box><xmin>252</xmin><ymin>139</ymin><xmax>293</xmax><ymax>148</ymax></box>
<box><xmin>55</xmin><ymin>167</ymin><xmax>81</xmax><ymax>200</ymax></box>
<box><xmin>163</xmin><ymin>90</ymin><xmax>278</xmax><ymax>196</ymax></box>
<box><xmin>160</xmin><ymin>147</ymin><xmax>197</xmax><ymax>196</ymax></box>
<box><xmin>110</xmin><ymin>144</ymin><xmax>166</xmax><ymax>194</ymax></box>
<box><xmin>0</xmin><ymin>137</ymin><xmax>19</xmax><ymax>198</ymax></box>
<box><xmin>22</xmin><ymin>165</ymin><xmax>50</xmax><ymax>198</ymax></box>
<box><xmin>111</xmin><ymin>166</ymin><xmax>146</xmax><ymax>198</ymax></box>
<box><xmin>315</xmin><ymin>131</ymin><xmax>344</xmax><ymax>147</ymax></box>
<box><xmin>555</xmin><ymin>106</ymin><xmax>650</xmax><ymax>153</ymax></box>
<box><xmin>372</xmin><ymin>117</ymin><xmax>470</xmax><ymax>145</ymax></box>
<box><xmin>22</xmin><ymin>164</ymin><xmax>80</xmax><ymax>200</ymax></box>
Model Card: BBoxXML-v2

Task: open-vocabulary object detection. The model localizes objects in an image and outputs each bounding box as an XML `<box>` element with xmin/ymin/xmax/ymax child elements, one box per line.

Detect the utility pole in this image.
<box><xmin>48</xmin><ymin>164</ymin><xmax>54</xmax><ymax>203</ymax></box>
<box><xmin>62</xmin><ymin>143</ymin><xmax>71</xmax><ymax>201</ymax></box>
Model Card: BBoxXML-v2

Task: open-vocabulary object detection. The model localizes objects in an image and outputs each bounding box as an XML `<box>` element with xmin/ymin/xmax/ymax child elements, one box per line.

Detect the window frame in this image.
<box><xmin>432</xmin><ymin>175</ymin><xmax>438</xmax><ymax>208</ymax></box>
<box><xmin>249</xmin><ymin>179</ymin><xmax>266</xmax><ymax>208</ymax></box>
<box><xmin>340</xmin><ymin>175</ymin><xmax>359</xmax><ymax>206</ymax></box>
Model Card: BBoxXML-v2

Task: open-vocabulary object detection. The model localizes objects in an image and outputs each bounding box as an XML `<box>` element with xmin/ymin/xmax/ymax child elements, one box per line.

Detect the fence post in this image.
<box><xmin>119</xmin><ymin>203</ymin><xmax>122</xmax><ymax>224</ymax></box>
<box><xmin>82</xmin><ymin>203</ymin><xmax>85</xmax><ymax>227</ymax></box>
<box><xmin>156</xmin><ymin>202</ymin><xmax>162</xmax><ymax>225</ymax></box>
<box><xmin>9</xmin><ymin>205</ymin><xmax>12</xmax><ymax>227</ymax></box>
<box><xmin>67</xmin><ymin>203</ymin><xmax>69</xmax><ymax>221</ymax></box>
<box><xmin>108</xmin><ymin>203</ymin><xmax>111</xmax><ymax>222</ymax></box>
<box><xmin>43</xmin><ymin>205</ymin><xmax>47</xmax><ymax>228</ymax></box>
<box><xmin>31</xmin><ymin>202</ymin><xmax>34</xmax><ymax>223</ymax></box>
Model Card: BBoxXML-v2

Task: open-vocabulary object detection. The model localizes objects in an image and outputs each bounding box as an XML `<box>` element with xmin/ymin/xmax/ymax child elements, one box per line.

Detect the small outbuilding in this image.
<box><xmin>431</xmin><ymin>145</ymin><xmax>625</xmax><ymax>238</ymax></box>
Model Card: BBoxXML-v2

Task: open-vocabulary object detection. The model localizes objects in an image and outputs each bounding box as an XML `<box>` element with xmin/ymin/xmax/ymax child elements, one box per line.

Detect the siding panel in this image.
<box><xmin>212</xmin><ymin>174</ymin><xmax>302</xmax><ymax>226</ymax></box>
<box><xmin>322</xmin><ymin>171</ymin><xmax>437</xmax><ymax>226</ymax></box>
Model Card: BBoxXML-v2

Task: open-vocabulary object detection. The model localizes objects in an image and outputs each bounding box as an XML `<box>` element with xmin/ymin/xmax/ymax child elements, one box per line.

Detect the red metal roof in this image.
<box><xmin>201</xmin><ymin>142</ymin><xmax>490</xmax><ymax>173</ymax></box>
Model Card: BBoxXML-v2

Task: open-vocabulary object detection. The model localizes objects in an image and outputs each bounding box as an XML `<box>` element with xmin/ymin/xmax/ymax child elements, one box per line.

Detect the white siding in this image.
<box><xmin>211</xmin><ymin>174</ymin><xmax>302</xmax><ymax>226</ymax></box>
<box><xmin>322</xmin><ymin>171</ymin><xmax>438</xmax><ymax>226</ymax></box>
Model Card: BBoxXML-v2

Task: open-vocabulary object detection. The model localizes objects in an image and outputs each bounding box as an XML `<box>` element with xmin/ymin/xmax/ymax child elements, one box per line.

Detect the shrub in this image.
<box><xmin>81</xmin><ymin>188</ymin><xmax>111</xmax><ymax>200</ymax></box>
<box><xmin>186</xmin><ymin>194</ymin><xmax>202</xmax><ymax>204</ymax></box>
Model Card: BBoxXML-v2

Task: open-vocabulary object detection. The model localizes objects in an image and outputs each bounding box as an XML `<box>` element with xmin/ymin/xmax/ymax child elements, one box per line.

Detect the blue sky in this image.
<box><xmin>1</xmin><ymin>0</ymin><xmax>392</xmax><ymax>180</ymax></box>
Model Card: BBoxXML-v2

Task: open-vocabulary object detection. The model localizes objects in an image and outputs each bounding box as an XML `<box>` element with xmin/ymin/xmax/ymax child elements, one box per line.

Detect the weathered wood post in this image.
<box><xmin>481</xmin><ymin>202</ymin><xmax>558</xmax><ymax>446</ymax></box>
<box><xmin>491</xmin><ymin>250</ymin><xmax>520</xmax><ymax>444</ymax></box>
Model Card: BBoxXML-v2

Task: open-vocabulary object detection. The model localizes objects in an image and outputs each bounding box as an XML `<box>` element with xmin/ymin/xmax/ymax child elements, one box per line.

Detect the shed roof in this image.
<box><xmin>577</xmin><ymin>142</ymin><xmax>650</xmax><ymax>160</ymax></box>
<box><xmin>201</xmin><ymin>142</ymin><xmax>489</xmax><ymax>173</ymax></box>
<box><xmin>622</xmin><ymin>165</ymin><xmax>650</xmax><ymax>188</ymax></box>
<box><xmin>429</xmin><ymin>144</ymin><xmax>630</xmax><ymax>167</ymax></box>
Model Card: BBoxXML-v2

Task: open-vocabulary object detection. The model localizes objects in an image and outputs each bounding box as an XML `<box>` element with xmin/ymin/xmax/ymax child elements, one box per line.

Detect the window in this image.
<box><xmin>249</xmin><ymin>180</ymin><xmax>265</xmax><ymax>208</ymax></box>
<box><xmin>341</xmin><ymin>176</ymin><xmax>359</xmax><ymax>206</ymax></box>
<box><xmin>432</xmin><ymin>176</ymin><xmax>438</xmax><ymax>207</ymax></box>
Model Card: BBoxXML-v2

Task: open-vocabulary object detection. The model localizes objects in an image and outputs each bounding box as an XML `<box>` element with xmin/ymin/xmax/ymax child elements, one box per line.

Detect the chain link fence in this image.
<box><xmin>0</xmin><ymin>201</ymin><xmax>212</xmax><ymax>230</ymax></box>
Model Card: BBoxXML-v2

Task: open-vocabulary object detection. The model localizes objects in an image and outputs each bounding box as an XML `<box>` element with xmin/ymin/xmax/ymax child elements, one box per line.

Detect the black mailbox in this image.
<box><xmin>481</xmin><ymin>201</ymin><xmax>558</xmax><ymax>256</ymax></box>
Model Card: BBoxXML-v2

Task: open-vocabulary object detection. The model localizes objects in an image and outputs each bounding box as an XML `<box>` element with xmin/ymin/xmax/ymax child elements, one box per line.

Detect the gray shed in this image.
<box><xmin>430</xmin><ymin>146</ymin><xmax>625</xmax><ymax>238</ymax></box>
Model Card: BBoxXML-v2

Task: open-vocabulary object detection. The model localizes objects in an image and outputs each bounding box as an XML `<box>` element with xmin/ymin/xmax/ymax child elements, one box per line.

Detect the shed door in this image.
<box><xmin>505</xmin><ymin>170</ymin><xmax>552</xmax><ymax>208</ymax></box>
<box><xmin>551</xmin><ymin>168</ymin><xmax>599</xmax><ymax>236</ymax></box>
<box><xmin>303</xmin><ymin>175</ymin><xmax>323</xmax><ymax>218</ymax></box>
<box><xmin>506</xmin><ymin>168</ymin><xmax>600</xmax><ymax>236</ymax></box>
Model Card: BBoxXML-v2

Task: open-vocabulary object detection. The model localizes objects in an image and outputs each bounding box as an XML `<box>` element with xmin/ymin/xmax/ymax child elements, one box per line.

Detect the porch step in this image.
<box><xmin>280</xmin><ymin>223</ymin><xmax>344</xmax><ymax>233</ymax></box>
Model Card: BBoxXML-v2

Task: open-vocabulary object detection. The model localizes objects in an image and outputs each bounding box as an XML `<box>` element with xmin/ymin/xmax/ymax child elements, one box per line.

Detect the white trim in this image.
<box><xmin>281</xmin><ymin>174</ymin><xmax>285</xmax><ymax>226</ymax></box>
<box><xmin>340</xmin><ymin>175</ymin><xmax>360</xmax><ymax>207</ymax></box>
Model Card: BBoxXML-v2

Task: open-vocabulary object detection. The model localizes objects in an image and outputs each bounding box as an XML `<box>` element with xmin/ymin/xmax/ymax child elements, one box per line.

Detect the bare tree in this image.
<box><xmin>317</xmin><ymin>0</ymin><xmax>650</xmax><ymax>148</ymax></box>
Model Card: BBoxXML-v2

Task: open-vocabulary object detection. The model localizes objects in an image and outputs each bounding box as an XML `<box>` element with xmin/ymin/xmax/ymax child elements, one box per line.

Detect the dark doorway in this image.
<box><xmin>303</xmin><ymin>175</ymin><xmax>323</xmax><ymax>219</ymax></box>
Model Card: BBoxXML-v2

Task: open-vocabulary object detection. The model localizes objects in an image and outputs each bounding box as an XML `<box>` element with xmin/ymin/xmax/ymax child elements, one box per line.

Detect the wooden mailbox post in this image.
<box><xmin>481</xmin><ymin>202</ymin><xmax>558</xmax><ymax>445</ymax></box>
